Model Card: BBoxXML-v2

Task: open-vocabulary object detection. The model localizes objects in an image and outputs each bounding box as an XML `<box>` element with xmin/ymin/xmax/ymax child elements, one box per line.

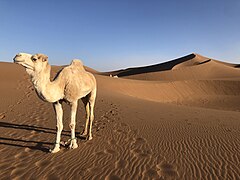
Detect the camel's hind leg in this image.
<box><xmin>81</xmin><ymin>96</ymin><xmax>90</xmax><ymax>137</ymax></box>
<box><xmin>88</xmin><ymin>88</ymin><xmax>96</xmax><ymax>140</ymax></box>
<box><xmin>80</xmin><ymin>89</ymin><xmax>96</xmax><ymax>140</ymax></box>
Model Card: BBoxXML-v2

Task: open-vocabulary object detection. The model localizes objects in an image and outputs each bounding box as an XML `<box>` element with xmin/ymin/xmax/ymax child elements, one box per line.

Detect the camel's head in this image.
<box><xmin>13</xmin><ymin>53</ymin><xmax>49</xmax><ymax>75</ymax></box>
<box><xmin>13</xmin><ymin>53</ymin><xmax>34</xmax><ymax>70</ymax></box>
<box><xmin>30</xmin><ymin>53</ymin><xmax>49</xmax><ymax>72</ymax></box>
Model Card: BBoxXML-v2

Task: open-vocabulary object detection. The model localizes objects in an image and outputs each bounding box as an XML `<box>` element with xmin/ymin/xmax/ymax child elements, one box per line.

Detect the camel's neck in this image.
<box><xmin>31</xmin><ymin>64</ymin><xmax>51</xmax><ymax>90</ymax></box>
<box><xmin>30</xmin><ymin>64</ymin><xmax>64</xmax><ymax>103</ymax></box>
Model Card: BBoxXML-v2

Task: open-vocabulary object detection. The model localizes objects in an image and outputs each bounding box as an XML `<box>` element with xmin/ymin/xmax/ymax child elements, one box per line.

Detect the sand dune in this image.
<box><xmin>97</xmin><ymin>75</ymin><xmax>240</xmax><ymax>111</ymax></box>
<box><xmin>107</xmin><ymin>53</ymin><xmax>203</xmax><ymax>76</ymax></box>
<box><xmin>153</xmin><ymin>58</ymin><xmax>240</xmax><ymax>81</ymax></box>
<box><xmin>106</xmin><ymin>53</ymin><xmax>240</xmax><ymax>81</ymax></box>
<box><xmin>0</xmin><ymin>54</ymin><xmax>240</xmax><ymax>179</ymax></box>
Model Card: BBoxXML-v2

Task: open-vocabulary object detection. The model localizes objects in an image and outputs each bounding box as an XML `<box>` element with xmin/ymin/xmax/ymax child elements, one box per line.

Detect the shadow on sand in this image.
<box><xmin>0</xmin><ymin>138</ymin><xmax>51</xmax><ymax>152</ymax></box>
<box><xmin>0</xmin><ymin>121</ymin><xmax>77</xmax><ymax>134</ymax></box>
<box><xmin>0</xmin><ymin>121</ymin><xmax>85</xmax><ymax>153</ymax></box>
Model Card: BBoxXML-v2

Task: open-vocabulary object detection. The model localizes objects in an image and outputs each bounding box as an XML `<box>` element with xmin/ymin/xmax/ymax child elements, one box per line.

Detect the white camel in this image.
<box><xmin>13</xmin><ymin>53</ymin><xmax>97</xmax><ymax>153</ymax></box>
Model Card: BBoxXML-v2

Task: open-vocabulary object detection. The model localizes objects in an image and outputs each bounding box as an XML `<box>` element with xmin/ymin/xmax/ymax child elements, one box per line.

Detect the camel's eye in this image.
<box><xmin>32</xmin><ymin>58</ymin><xmax>37</xmax><ymax>62</ymax></box>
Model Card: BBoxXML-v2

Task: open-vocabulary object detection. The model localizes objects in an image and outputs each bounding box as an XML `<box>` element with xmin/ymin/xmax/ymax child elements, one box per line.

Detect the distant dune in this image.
<box><xmin>105</xmin><ymin>53</ymin><xmax>240</xmax><ymax>81</ymax></box>
<box><xmin>0</xmin><ymin>53</ymin><xmax>240</xmax><ymax>179</ymax></box>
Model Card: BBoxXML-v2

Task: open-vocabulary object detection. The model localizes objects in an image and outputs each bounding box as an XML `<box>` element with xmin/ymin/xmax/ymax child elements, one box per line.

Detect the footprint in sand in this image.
<box><xmin>120</xmin><ymin>122</ymin><xmax>127</xmax><ymax>127</ymax></box>
<box><xmin>35</xmin><ymin>159</ymin><xmax>51</xmax><ymax>167</ymax></box>
<box><xmin>105</xmin><ymin>174</ymin><xmax>121</xmax><ymax>180</ymax></box>
<box><xmin>45</xmin><ymin>173</ymin><xmax>60</xmax><ymax>180</ymax></box>
<box><xmin>130</xmin><ymin>137</ymin><xmax>153</xmax><ymax>158</ymax></box>
<box><xmin>0</xmin><ymin>113</ymin><xmax>5</xmax><ymax>119</ymax></box>
<box><xmin>14</xmin><ymin>152</ymin><xmax>28</xmax><ymax>159</ymax></box>
<box><xmin>133</xmin><ymin>137</ymin><xmax>147</xmax><ymax>145</ymax></box>
<box><xmin>115</xmin><ymin>159</ymin><xmax>127</xmax><ymax>169</ymax></box>
<box><xmin>11</xmin><ymin>168</ymin><xmax>25</xmax><ymax>177</ymax></box>
<box><xmin>87</xmin><ymin>166</ymin><xmax>102</xmax><ymax>174</ymax></box>
<box><xmin>142</xmin><ymin>168</ymin><xmax>159</xmax><ymax>179</ymax></box>
<box><xmin>94</xmin><ymin>148</ymin><xmax>117</xmax><ymax>157</ymax></box>
<box><xmin>130</xmin><ymin>148</ymin><xmax>152</xmax><ymax>158</ymax></box>
<box><xmin>104</xmin><ymin>149</ymin><xmax>117</xmax><ymax>155</ymax></box>
<box><xmin>0</xmin><ymin>163</ymin><xmax>12</xmax><ymax>170</ymax></box>
<box><xmin>113</xmin><ymin>129</ymin><xmax>125</xmax><ymax>134</ymax></box>
<box><xmin>156</xmin><ymin>162</ymin><xmax>178</xmax><ymax>178</ymax></box>
<box><xmin>94</xmin><ymin>151</ymin><xmax>106</xmax><ymax>157</ymax></box>
<box><xmin>108</xmin><ymin>139</ymin><xmax>117</xmax><ymax>145</ymax></box>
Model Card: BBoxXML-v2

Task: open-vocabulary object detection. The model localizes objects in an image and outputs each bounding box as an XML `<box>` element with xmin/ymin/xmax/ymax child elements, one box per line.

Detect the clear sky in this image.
<box><xmin>0</xmin><ymin>0</ymin><xmax>239</xmax><ymax>71</ymax></box>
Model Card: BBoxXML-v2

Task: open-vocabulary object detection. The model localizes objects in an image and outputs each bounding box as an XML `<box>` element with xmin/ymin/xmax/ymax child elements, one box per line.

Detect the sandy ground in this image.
<box><xmin>0</xmin><ymin>54</ymin><xmax>240</xmax><ymax>179</ymax></box>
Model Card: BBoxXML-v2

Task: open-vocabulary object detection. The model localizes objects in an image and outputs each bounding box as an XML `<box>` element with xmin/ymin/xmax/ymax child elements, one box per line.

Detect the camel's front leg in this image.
<box><xmin>50</xmin><ymin>101</ymin><xmax>63</xmax><ymax>153</ymax></box>
<box><xmin>69</xmin><ymin>101</ymin><xmax>78</xmax><ymax>149</ymax></box>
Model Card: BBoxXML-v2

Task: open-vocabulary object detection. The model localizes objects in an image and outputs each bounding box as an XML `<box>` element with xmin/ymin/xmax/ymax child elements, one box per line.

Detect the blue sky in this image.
<box><xmin>0</xmin><ymin>0</ymin><xmax>239</xmax><ymax>71</ymax></box>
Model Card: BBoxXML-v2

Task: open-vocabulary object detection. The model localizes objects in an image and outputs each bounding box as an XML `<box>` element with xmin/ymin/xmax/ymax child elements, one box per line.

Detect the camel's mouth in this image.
<box><xmin>14</xmin><ymin>59</ymin><xmax>34</xmax><ymax>70</ymax></box>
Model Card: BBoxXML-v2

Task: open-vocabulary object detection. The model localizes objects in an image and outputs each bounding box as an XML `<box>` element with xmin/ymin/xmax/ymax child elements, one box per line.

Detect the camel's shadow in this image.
<box><xmin>0</xmin><ymin>121</ymin><xmax>84</xmax><ymax>153</ymax></box>
<box><xmin>0</xmin><ymin>138</ymin><xmax>50</xmax><ymax>153</ymax></box>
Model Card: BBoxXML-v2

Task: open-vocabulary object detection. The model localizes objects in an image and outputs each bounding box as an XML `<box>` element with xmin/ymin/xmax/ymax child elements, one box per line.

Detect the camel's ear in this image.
<box><xmin>41</xmin><ymin>55</ymin><xmax>48</xmax><ymax>62</ymax></box>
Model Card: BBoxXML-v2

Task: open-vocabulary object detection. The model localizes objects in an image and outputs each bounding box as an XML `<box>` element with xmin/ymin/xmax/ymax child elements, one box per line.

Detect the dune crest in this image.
<box><xmin>172</xmin><ymin>53</ymin><xmax>211</xmax><ymax>69</ymax></box>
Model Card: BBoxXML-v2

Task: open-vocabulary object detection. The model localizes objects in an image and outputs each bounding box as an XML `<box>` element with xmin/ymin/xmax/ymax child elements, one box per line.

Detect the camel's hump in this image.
<box><xmin>71</xmin><ymin>59</ymin><xmax>83</xmax><ymax>66</ymax></box>
<box><xmin>70</xmin><ymin>59</ymin><xmax>85</xmax><ymax>70</ymax></box>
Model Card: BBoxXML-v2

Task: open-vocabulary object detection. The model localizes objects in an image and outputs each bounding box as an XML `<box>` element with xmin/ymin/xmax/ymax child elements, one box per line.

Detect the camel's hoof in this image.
<box><xmin>49</xmin><ymin>147</ymin><xmax>60</xmax><ymax>153</ymax></box>
<box><xmin>69</xmin><ymin>143</ymin><xmax>78</xmax><ymax>149</ymax></box>
<box><xmin>69</xmin><ymin>139</ymin><xmax>78</xmax><ymax>149</ymax></box>
<box><xmin>86</xmin><ymin>135</ymin><xmax>93</xmax><ymax>141</ymax></box>
<box><xmin>80</xmin><ymin>132</ymin><xmax>93</xmax><ymax>140</ymax></box>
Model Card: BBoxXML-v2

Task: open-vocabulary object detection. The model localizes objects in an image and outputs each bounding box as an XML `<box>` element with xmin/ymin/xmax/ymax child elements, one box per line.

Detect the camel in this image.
<box><xmin>13</xmin><ymin>53</ymin><xmax>97</xmax><ymax>153</ymax></box>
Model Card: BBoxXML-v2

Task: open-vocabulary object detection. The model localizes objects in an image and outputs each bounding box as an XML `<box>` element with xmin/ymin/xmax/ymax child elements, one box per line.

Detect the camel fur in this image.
<box><xmin>13</xmin><ymin>53</ymin><xmax>97</xmax><ymax>153</ymax></box>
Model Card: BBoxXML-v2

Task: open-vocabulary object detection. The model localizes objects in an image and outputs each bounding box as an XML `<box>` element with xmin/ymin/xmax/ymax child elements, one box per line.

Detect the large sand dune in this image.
<box><xmin>106</xmin><ymin>53</ymin><xmax>240</xmax><ymax>81</ymax></box>
<box><xmin>0</xmin><ymin>54</ymin><xmax>240</xmax><ymax>179</ymax></box>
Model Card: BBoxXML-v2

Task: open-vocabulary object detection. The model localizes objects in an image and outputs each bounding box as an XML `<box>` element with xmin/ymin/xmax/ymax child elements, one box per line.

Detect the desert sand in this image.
<box><xmin>0</xmin><ymin>53</ymin><xmax>240</xmax><ymax>179</ymax></box>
